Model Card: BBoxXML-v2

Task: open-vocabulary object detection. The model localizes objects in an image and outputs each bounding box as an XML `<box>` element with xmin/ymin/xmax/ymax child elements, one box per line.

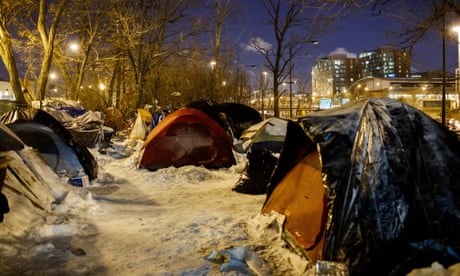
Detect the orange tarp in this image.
<box><xmin>262</xmin><ymin>150</ymin><xmax>327</xmax><ymax>263</ymax></box>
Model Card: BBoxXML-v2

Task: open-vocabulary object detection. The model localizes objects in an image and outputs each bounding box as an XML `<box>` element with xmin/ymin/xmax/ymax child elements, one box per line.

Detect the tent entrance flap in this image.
<box><xmin>262</xmin><ymin>150</ymin><xmax>327</xmax><ymax>263</ymax></box>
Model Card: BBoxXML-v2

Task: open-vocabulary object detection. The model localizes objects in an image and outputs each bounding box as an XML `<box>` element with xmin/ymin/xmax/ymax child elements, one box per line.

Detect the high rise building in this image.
<box><xmin>359</xmin><ymin>46</ymin><xmax>411</xmax><ymax>78</ymax></box>
<box><xmin>312</xmin><ymin>51</ymin><xmax>360</xmax><ymax>106</ymax></box>
<box><xmin>312</xmin><ymin>46</ymin><xmax>410</xmax><ymax>107</ymax></box>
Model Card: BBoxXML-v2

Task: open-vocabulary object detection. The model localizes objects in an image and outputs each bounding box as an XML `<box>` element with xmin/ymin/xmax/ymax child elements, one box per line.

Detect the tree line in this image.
<box><xmin>0</xmin><ymin>0</ymin><xmax>458</xmax><ymax>117</ymax></box>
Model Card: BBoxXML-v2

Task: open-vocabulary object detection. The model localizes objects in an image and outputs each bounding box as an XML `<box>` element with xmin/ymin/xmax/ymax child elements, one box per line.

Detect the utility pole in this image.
<box><xmin>442</xmin><ymin>9</ymin><xmax>446</xmax><ymax>127</ymax></box>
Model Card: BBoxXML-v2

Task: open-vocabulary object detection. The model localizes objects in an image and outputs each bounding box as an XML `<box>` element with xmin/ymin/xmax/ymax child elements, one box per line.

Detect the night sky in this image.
<box><xmin>1</xmin><ymin>2</ymin><xmax>458</xmax><ymax>86</ymax></box>
<box><xmin>231</xmin><ymin>1</ymin><xmax>459</xmax><ymax>82</ymax></box>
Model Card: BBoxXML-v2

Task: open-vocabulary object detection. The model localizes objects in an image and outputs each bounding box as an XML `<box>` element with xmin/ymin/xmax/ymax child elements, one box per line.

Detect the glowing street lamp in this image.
<box><xmin>209</xmin><ymin>60</ymin><xmax>216</xmax><ymax>70</ymax></box>
<box><xmin>69</xmin><ymin>42</ymin><xmax>80</xmax><ymax>53</ymax></box>
<box><xmin>209</xmin><ymin>60</ymin><xmax>217</xmax><ymax>100</ymax></box>
<box><xmin>98</xmin><ymin>82</ymin><xmax>106</xmax><ymax>91</ymax></box>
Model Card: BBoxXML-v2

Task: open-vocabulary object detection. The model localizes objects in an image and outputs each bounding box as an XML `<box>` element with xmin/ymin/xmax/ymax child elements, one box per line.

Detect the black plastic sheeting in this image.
<box><xmin>0</xmin><ymin>108</ymin><xmax>98</xmax><ymax>181</ymax></box>
<box><xmin>233</xmin><ymin>148</ymin><xmax>278</xmax><ymax>195</ymax></box>
<box><xmin>0</xmin><ymin>123</ymin><xmax>24</xmax><ymax>152</ymax></box>
<box><xmin>299</xmin><ymin>98</ymin><xmax>460</xmax><ymax>275</ymax></box>
<box><xmin>186</xmin><ymin>100</ymin><xmax>262</xmax><ymax>140</ymax></box>
<box><xmin>233</xmin><ymin>119</ymin><xmax>312</xmax><ymax>195</ymax></box>
<box><xmin>265</xmin><ymin>119</ymin><xmax>315</xmax><ymax>198</ymax></box>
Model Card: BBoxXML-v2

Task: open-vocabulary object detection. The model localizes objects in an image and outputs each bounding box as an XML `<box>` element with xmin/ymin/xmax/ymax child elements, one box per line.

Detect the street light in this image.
<box><xmin>262</xmin><ymin>71</ymin><xmax>268</xmax><ymax>120</ymax></box>
<box><xmin>453</xmin><ymin>25</ymin><xmax>460</xmax><ymax>110</ymax></box>
<box><xmin>210</xmin><ymin>60</ymin><xmax>216</xmax><ymax>70</ymax></box>
<box><xmin>69</xmin><ymin>42</ymin><xmax>79</xmax><ymax>52</ymax></box>
<box><xmin>210</xmin><ymin>60</ymin><xmax>217</xmax><ymax>101</ymax></box>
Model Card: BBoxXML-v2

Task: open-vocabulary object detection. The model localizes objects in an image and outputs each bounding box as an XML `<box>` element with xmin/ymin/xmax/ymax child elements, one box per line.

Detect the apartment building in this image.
<box><xmin>312</xmin><ymin>46</ymin><xmax>411</xmax><ymax>107</ymax></box>
<box><xmin>359</xmin><ymin>46</ymin><xmax>411</xmax><ymax>78</ymax></box>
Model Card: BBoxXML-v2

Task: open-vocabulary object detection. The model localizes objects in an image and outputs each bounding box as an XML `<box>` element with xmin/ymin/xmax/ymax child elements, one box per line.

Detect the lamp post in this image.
<box><xmin>262</xmin><ymin>71</ymin><xmax>268</xmax><ymax>120</ymax></box>
<box><xmin>453</xmin><ymin>25</ymin><xmax>460</xmax><ymax>110</ymax></box>
<box><xmin>289</xmin><ymin>68</ymin><xmax>293</xmax><ymax>119</ymax></box>
<box><xmin>210</xmin><ymin>60</ymin><xmax>216</xmax><ymax>101</ymax></box>
<box><xmin>244</xmin><ymin>65</ymin><xmax>256</xmax><ymax>105</ymax></box>
<box><xmin>441</xmin><ymin>14</ymin><xmax>446</xmax><ymax>127</ymax></box>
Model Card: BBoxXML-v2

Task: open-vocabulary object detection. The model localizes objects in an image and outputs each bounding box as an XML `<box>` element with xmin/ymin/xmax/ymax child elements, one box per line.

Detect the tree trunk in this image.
<box><xmin>36</xmin><ymin>46</ymin><xmax>53</xmax><ymax>105</ymax></box>
<box><xmin>0</xmin><ymin>18</ymin><xmax>30</xmax><ymax>107</ymax></box>
<box><xmin>2</xmin><ymin>44</ymin><xmax>30</xmax><ymax>107</ymax></box>
<box><xmin>36</xmin><ymin>0</ymin><xmax>68</xmax><ymax>106</ymax></box>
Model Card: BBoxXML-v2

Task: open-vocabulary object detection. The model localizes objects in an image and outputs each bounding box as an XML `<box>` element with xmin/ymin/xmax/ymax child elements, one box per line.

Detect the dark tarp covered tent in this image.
<box><xmin>38</xmin><ymin>100</ymin><xmax>105</xmax><ymax>148</ymax></box>
<box><xmin>0</xmin><ymin>122</ymin><xmax>24</xmax><ymax>152</ymax></box>
<box><xmin>0</xmin><ymin>108</ymin><xmax>98</xmax><ymax>181</ymax></box>
<box><xmin>262</xmin><ymin>98</ymin><xmax>460</xmax><ymax>275</ymax></box>
<box><xmin>233</xmin><ymin>119</ymin><xmax>310</xmax><ymax>195</ymax></box>
<box><xmin>186</xmin><ymin>100</ymin><xmax>262</xmax><ymax>140</ymax></box>
<box><xmin>138</xmin><ymin>107</ymin><xmax>236</xmax><ymax>171</ymax></box>
<box><xmin>215</xmin><ymin>102</ymin><xmax>263</xmax><ymax>139</ymax></box>
<box><xmin>8</xmin><ymin>122</ymin><xmax>88</xmax><ymax>179</ymax></box>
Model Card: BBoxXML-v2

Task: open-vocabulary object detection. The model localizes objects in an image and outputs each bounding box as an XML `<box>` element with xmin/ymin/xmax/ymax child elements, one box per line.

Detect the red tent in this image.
<box><xmin>138</xmin><ymin>108</ymin><xmax>236</xmax><ymax>170</ymax></box>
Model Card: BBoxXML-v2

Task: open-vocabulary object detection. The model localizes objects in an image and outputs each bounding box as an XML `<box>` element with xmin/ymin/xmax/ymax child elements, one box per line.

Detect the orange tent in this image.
<box><xmin>262</xmin><ymin>150</ymin><xmax>327</xmax><ymax>263</ymax></box>
<box><xmin>262</xmin><ymin>98</ymin><xmax>460</xmax><ymax>275</ymax></box>
<box><xmin>138</xmin><ymin>107</ymin><xmax>236</xmax><ymax>170</ymax></box>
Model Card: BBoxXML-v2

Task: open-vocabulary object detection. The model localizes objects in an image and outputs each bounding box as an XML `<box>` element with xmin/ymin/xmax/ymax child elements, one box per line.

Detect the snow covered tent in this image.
<box><xmin>0</xmin><ymin>148</ymin><xmax>70</xmax><ymax>234</ymax></box>
<box><xmin>138</xmin><ymin>107</ymin><xmax>236</xmax><ymax>171</ymax></box>
<box><xmin>214</xmin><ymin>102</ymin><xmax>263</xmax><ymax>139</ymax></box>
<box><xmin>0</xmin><ymin>123</ymin><xmax>24</xmax><ymax>222</ymax></box>
<box><xmin>233</xmin><ymin>119</ymin><xmax>311</xmax><ymax>195</ymax></box>
<box><xmin>0</xmin><ymin>122</ymin><xmax>24</xmax><ymax>152</ymax></box>
<box><xmin>34</xmin><ymin>99</ymin><xmax>104</xmax><ymax>148</ymax></box>
<box><xmin>262</xmin><ymin>98</ymin><xmax>460</xmax><ymax>275</ymax></box>
<box><xmin>0</xmin><ymin>108</ymin><xmax>98</xmax><ymax>182</ymax></box>
<box><xmin>186</xmin><ymin>100</ymin><xmax>262</xmax><ymax>140</ymax></box>
<box><xmin>237</xmin><ymin>117</ymin><xmax>287</xmax><ymax>153</ymax></box>
<box><xmin>65</xmin><ymin>110</ymin><xmax>104</xmax><ymax>148</ymax></box>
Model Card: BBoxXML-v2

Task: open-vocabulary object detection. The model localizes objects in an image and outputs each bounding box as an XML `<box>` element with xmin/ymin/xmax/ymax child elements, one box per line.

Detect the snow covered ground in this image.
<box><xmin>0</xmin><ymin>135</ymin><xmax>459</xmax><ymax>275</ymax></box>
<box><xmin>0</xmin><ymin>136</ymin><xmax>309</xmax><ymax>275</ymax></box>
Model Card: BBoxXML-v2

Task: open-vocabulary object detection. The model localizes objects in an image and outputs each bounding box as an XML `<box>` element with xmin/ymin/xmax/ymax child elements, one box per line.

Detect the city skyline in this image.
<box><xmin>234</xmin><ymin>1</ymin><xmax>459</xmax><ymax>83</ymax></box>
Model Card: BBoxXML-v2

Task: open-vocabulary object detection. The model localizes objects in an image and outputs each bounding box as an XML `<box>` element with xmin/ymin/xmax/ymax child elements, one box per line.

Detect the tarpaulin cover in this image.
<box><xmin>233</xmin><ymin>119</ymin><xmax>312</xmax><ymax>195</ymax></box>
<box><xmin>65</xmin><ymin>110</ymin><xmax>104</xmax><ymax>148</ymax></box>
<box><xmin>0</xmin><ymin>123</ymin><xmax>23</xmax><ymax>152</ymax></box>
<box><xmin>299</xmin><ymin>98</ymin><xmax>460</xmax><ymax>275</ymax></box>
<box><xmin>0</xmin><ymin>108</ymin><xmax>98</xmax><ymax>181</ymax></box>
<box><xmin>238</xmin><ymin>117</ymin><xmax>287</xmax><ymax>153</ymax></box>
<box><xmin>128</xmin><ymin>112</ymin><xmax>148</xmax><ymax>141</ymax></box>
<box><xmin>186</xmin><ymin>100</ymin><xmax>262</xmax><ymax>140</ymax></box>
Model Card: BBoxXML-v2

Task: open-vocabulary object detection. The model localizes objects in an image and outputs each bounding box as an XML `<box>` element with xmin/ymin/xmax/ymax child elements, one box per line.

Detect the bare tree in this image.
<box><xmin>367</xmin><ymin>0</ymin><xmax>460</xmax><ymax>126</ymax></box>
<box><xmin>380</xmin><ymin>0</ymin><xmax>460</xmax><ymax>54</ymax></box>
<box><xmin>209</xmin><ymin>0</ymin><xmax>230</xmax><ymax>102</ymax></box>
<box><xmin>250</xmin><ymin>0</ymin><xmax>331</xmax><ymax>117</ymax></box>
<box><xmin>0</xmin><ymin>0</ymin><xmax>31</xmax><ymax>107</ymax></box>
<box><xmin>35</xmin><ymin>0</ymin><xmax>69</xmax><ymax>107</ymax></box>
<box><xmin>52</xmin><ymin>0</ymin><xmax>110</xmax><ymax>102</ymax></box>
<box><xmin>110</xmin><ymin>0</ymin><xmax>198</xmax><ymax>111</ymax></box>
<box><xmin>250</xmin><ymin>0</ymin><xmax>395</xmax><ymax>117</ymax></box>
<box><xmin>8</xmin><ymin>0</ymin><xmax>68</xmax><ymax>107</ymax></box>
